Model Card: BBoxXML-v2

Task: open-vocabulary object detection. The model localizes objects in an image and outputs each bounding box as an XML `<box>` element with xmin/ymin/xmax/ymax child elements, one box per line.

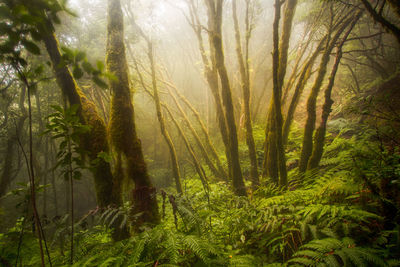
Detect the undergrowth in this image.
<box><xmin>1</xmin><ymin>125</ymin><xmax>399</xmax><ymax>266</ymax></box>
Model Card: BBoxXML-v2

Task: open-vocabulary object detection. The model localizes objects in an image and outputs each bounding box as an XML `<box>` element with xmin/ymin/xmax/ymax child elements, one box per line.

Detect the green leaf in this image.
<box><xmin>97</xmin><ymin>152</ymin><xmax>112</xmax><ymax>163</ymax></box>
<box><xmin>75</xmin><ymin>51</ymin><xmax>86</xmax><ymax>62</ymax></box>
<box><xmin>82</xmin><ymin>61</ymin><xmax>94</xmax><ymax>73</ymax></box>
<box><xmin>73</xmin><ymin>66</ymin><xmax>84</xmax><ymax>79</ymax></box>
<box><xmin>93</xmin><ymin>76</ymin><xmax>108</xmax><ymax>89</ymax></box>
<box><xmin>21</xmin><ymin>39</ymin><xmax>41</xmax><ymax>55</ymax></box>
<box><xmin>96</xmin><ymin>60</ymin><xmax>104</xmax><ymax>72</ymax></box>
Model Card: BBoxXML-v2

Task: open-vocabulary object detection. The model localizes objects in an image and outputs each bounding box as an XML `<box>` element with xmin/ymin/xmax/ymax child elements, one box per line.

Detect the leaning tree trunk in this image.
<box><xmin>145</xmin><ymin>41</ymin><xmax>183</xmax><ymax>194</ymax></box>
<box><xmin>299</xmin><ymin>13</ymin><xmax>356</xmax><ymax>173</ymax></box>
<box><xmin>360</xmin><ymin>0</ymin><xmax>400</xmax><ymax>44</ymax></box>
<box><xmin>205</xmin><ymin>0</ymin><xmax>247</xmax><ymax>196</ymax></box>
<box><xmin>232</xmin><ymin>0</ymin><xmax>259</xmax><ymax>187</ymax></box>
<box><xmin>106</xmin><ymin>0</ymin><xmax>160</xmax><ymax>235</ymax></box>
<box><xmin>42</xmin><ymin>27</ymin><xmax>116</xmax><ymax>209</ymax></box>
<box><xmin>164</xmin><ymin>81</ymin><xmax>227</xmax><ymax>180</ymax></box>
<box><xmin>165</xmin><ymin>84</ymin><xmax>226</xmax><ymax>181</ymax></box>
<box><xmin>307</xmin><ymin>14</ymin><xmax>360</xmax><ymax>170</ymax></box>
<box><xmin>186</xmin><ymin>0</ymin><xmax>232</xmax><ymax>179</ymax></box>
<box><xmin>282</xmin><ymin>35</ymin><xmax>328</xmax><ymax>145</ymax></box>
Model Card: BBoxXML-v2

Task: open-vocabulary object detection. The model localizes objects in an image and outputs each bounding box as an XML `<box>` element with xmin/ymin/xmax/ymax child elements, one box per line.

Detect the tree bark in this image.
<box><xmin>299</xmin><ymin>13</ymin><xmax>357</xmax><ymax>173</ymax></box>
<box><xmin>106</xmin><ymin>0</ymin><xmax>160</xmax><ymax>235</ymax></box>
<box><xmin>271</xmin><ymin>0</ymin><xmax>288</xmax><ymax>186</ymax></box>
<box><xmin>42</xmin><ymin>28</ymin><xmax>116</xmax><ymax>209</ymax></box>
<box><xmin>282</xmin><ymin>35</ymin><xmax>327</xmax><ymax>146</ymax></box>
<box><xmin>186</xmin><ymin>0</ymin><xmax>232</xmax><ymax>180</ymax></box>
<box><xmin>232</xmin><ymin>0</ymin><xmax>259</xmax><ymax>187</ymax></box>
<box><xmin>205</xmin><ymin>0</ymin><xmax>247</xmax><ymax>196</ymax></box>
<box><xmin>307</xmin><ymin>14</ymin><xmax>361</xmax><ymax>170</ymax></box>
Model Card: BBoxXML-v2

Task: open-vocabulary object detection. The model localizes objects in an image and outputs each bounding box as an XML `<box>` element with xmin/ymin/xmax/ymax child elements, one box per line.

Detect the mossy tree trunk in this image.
<box><xmin>106</xmin><ymin>0</ymin><xmax>160</xmax><ymax>234</ymax></box>
<box><xmin>271</xmin><ymin>0</ymin><xmax>288</xmax><ymax>187</ymax></box>
<box><xmin>186</xmin><ymin>0</ymin><xmax>232</xmax><ymax>180</ymax></box>
<box><xmin>42</xmin><ymin>29</ymin><xmax>116</xmax><ymax>209</ymax></box>
<box><xmin>205</xmin><ymin>0</ymin><xmax>247</xmax><ymax>196</ymax></box>
<box><xmin>307</xmin><ymin>14</ymin><xmax>360</xmax><ymax>170</ymax></box>
<box><xmin>232</xmin><ymin>0</ymin><xmax>259</xmax><ymax>188</ymax></box>
<box><xmin>147</xmin><ymin>41</ymin><xmax>183</xmax><ymax>194</ymax></box>
<box><xmin>263</xmin><ymin>106</ymin><xmax>279</xmax><ymax>183</ymax></box>
<box><xmin>263</xmin><ymin>0</ymin><xmax>297</xmax><ymax>186</ymax></box>
<box><xmin>282</xmin><ymin>35</ymin><xmax>327</xmax><ymax>145</ymax></box>
<box><xmin>299</xmin><ymin>12</ymin><xmax>356</xmax><ymax>173</ymax></box>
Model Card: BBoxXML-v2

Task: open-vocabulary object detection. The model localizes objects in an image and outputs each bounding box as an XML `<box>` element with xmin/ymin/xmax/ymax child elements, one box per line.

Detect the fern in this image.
<box><xmin>288</xmin><ymin>237</ymin><xmax>387</xmax><ymax>266</ymax></box>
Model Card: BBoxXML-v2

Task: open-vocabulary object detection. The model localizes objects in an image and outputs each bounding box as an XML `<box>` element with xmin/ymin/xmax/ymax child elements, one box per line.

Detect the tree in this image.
<box><xmin>232</xmin><ymin>0</ymin><xmax>259</xmax><ymax>187</ymax></box>
<box><xmin>307</xmin><ymin>13</ymin><xmax>361</xmax><ymax>170</ymax></box>
<box><xmin>264</xmin><ymin>0</ymin><xmax>297</xmax><ymax>186</ymax></box>
<box><xmin>299</xmin><ymin>7</ymin><xmax>358</xmax><ymax>173</ymax></box>
<box><xmin>205</xmin><ymin>0</ymin><xmax>247</xmax><ymax>196</ymax></box>
<box><xmin>106</xmin><ymin>0</ymin><xmax>160</xmax><ymax>233</ymax></box>
<box><xmin>184</xmin><ymin>0</ymin><xmax>232</xmax><ymax>180</ymax></box>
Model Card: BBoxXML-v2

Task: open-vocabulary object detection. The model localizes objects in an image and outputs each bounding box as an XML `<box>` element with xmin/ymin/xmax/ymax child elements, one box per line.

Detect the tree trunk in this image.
<box><xmin>307</xmin><ymin>14</ymin><xmax>360</xmax><ymax>170</ymax></box>
<box><xmin>186</xmin><ymin>0</ymin><xmax>232</xmax><ymax>180</ymax></box>
<box><xmin>232</xmin><ymin>0</ymin><xmax>259</xmax><ymax>187</ymax></box>
<box><xmin>205</xmin><ymin>0</ymin><xmax>247</xmax><ymax>196</ymax></box>
<box><xmin>165</xmin><ymin>85</ymin><xmax>226</xmax><ymax>181</ymax></box>
<box><xmin>146</xmin><ymin>42</ymin><xmax>183</xmax><ymax>194</ymax></box>
<box><xmin>271</xmin><ymin>0</ymin><xmax>288</xmax><ymax>186</ymax></box>
<box><xmin>164</xmin><ymin>81</ymin><xmax>227</xmax><ymax>179</ymax></box>
<box><xmin>42</xmin><ymin>27</ymin><xmax>116</xmax><ymax>209</ymax></box>
<box><xmin>106</xmin><ymin>0</ymin><xmax>159</xmax><ymax>235</ymax></box>
<box><xmin>282</xmin><ymin>35</ymin><xmax>327</xmax><ymax>145</ymax></box>
<box><xmin>144</xmin><ymin>83</ymin><xmax>210</xmax><ymax>193</ymax></box>
<box><xmin>299</xmin><ymin>13</ymin><xmax>356</xmax><ymax>173</ymax></box>
<box><xmin>263</xmin><ymin>0</ymin><xmax>297</xmax><ymax>185</ymax></box>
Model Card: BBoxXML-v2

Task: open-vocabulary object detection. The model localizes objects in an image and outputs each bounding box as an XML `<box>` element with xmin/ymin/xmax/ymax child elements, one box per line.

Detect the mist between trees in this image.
<box><xmin>0</xmin><ymin>0</ymin><xmax>400</xmax><ymax>266</ymax></box>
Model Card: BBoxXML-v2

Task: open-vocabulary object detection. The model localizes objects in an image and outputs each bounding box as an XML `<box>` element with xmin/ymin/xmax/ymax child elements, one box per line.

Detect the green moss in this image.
<box><xmin>106</xmin><ymin>0</ymin><xmax>159</xmax><ymax>228</ymax></box>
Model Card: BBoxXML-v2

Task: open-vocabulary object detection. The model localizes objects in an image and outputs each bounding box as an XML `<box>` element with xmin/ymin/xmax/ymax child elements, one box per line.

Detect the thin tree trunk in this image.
<box><xmin>147</xmin><ymin>42</ymin><xmax>183</xmax><ymax>194</ymax></box>
<box><xmin>271</xmin><ymin>0</ymin><xmax>288</xmax><ymax>186</ymax></box>
<box><xmin>205</xmin><ymin>0</ymin><xmax>247</xmax><ymax>196</ymax></box>
<box><xmin>282</xmin><ymin>36</ymin><xmax>327</xmax><ymax>146</ymax></box>
<box><xmin>186</xmin><ymin>0</ymin><xmax>232</xmax><ymax>179</ymax></box>
<box><xmin>165</xmin><ymin>85</ymin><xmax>227</xmax><ymax>181</ymax></box>
<box><xmin>307</xmin><ymin>14</ymin><xmax>360</xmax><ymax>170</ymax></box>
<box><xmin>232</xmin><ymin>0</ymin><xmax>259</xmax><ymax>187</ymax></box>
<box><xmin>299</xmin><ymin>13</ymin><xmax>357</xmax><ymax>173</ymax></box>
<box><xmin>360</xmin><ymin>0</ymin><xmax>400</xmax><ymax>44</ymax></box>
<box><xmin>140</xmin><ymin>81</ymin><xmax>209</xmax><ymax>192</ymax></box>
<box><xmin>106</xmin><ymin>0</ymin><xmax>159</xmax><ymax>236</ymax></box>
<box><xmin>163</xmin><ymin>80</ymin><xmax>227</xmax><ymax>179</ymax></box>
